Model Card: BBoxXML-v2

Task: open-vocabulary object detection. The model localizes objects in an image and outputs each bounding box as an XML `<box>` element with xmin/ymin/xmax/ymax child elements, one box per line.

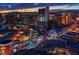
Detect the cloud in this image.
<box><xmin>50</xmin><ymin>4</ymin><xmax>79</xmax><ymax>10</ymax></box>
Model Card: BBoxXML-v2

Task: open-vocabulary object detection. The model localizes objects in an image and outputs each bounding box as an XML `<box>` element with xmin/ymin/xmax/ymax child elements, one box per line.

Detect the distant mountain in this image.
<box><xmin>51</xmin><ymin>9</ymin><xmax>79</xmax><ymax>13</ymax></box>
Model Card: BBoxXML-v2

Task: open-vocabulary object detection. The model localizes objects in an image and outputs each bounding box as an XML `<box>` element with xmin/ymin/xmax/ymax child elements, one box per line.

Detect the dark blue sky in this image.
<box><xmin>0</xmin><ymin>3</ymin><xmax>79</xmax><ymax>10</ymax></box>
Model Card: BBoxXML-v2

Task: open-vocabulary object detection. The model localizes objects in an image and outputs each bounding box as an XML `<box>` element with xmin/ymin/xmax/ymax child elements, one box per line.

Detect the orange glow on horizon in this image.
<box><xmin>0</xmin><ymin>8</ymin><xmax>38</xmax><ymax>13</ymax></box>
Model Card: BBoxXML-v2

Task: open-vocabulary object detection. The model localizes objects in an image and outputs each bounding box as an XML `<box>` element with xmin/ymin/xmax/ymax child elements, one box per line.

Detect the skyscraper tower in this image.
<box><xmin>37</xmin><ymin>7</ymin><xmax>49</xmax><ymax>34</ymax></box>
